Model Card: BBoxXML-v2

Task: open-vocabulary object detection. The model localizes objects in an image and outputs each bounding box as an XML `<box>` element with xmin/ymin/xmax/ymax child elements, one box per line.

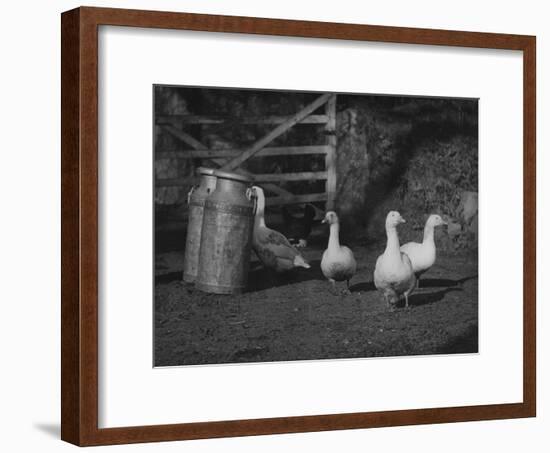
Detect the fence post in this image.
<box><xmin>325</xmin><ymin>94</ymin><xmax>337</xmax><ymax>211</ymax></box>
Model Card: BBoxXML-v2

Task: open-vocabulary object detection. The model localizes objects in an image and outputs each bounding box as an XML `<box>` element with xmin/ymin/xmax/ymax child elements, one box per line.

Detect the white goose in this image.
<box><xmin>251</xmin><ymin>186</ymin><xmax>310</xmax><ymax>272</ymax></box>
<box><xmin>400</xmin><ymin>214</ymin><xmax>447</xmax><ymax>286</ymax></box>
<box><xmin>320</xmin><ymin>211</ymin><xmax>357</xmax><ymax>294</ymax></box>
<box><xmin>374</xmin><ymin>211</ymin><xmax>416</xmax><ymax>310</ymax></box>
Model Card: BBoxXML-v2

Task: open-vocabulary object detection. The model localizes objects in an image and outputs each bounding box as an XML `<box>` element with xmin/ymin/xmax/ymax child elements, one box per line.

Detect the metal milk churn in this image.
<box><xmin>196</xmin><ymin>170</ymin><xmax>254</xmax><ymax>294</ymax></box>
<box><xmin>182</xmin><ymin>167</ymin><xmax>217</xmax><ymax>283</ymax></box>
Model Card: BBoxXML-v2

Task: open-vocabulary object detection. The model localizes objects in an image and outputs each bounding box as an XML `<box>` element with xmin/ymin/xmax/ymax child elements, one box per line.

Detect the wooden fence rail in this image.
<box><xmin>265</xmin><ymin>193</ymin><xmax>327</xmax><ymax>206</ymax></box>
<box><xmin>253</xmin><ymin>171</ymin><xmax>327</xmax><ymax>182</ymax></box>
<box><xmin>156</xmin><ymin>171</ymin><xmax>326</xmax><ymax>187</ymax></box>
<box><xmin>155</xmin><ymin>93</ymin><xmax>337</xmax><ymax>209</ymax></box>
<box><xmin>221</xmin><ymin>93</ymin><xmax>333</xmax><ymax>171</ymax></box>
<box><xmin>156</xmin><ymin>114</ymin><xmax>328</xmax><ymax>125</ymax></box>
<box><xmin>156</xmin><ymin>145</ymin><xmax>329</xmax><ymax>160</ymax></box>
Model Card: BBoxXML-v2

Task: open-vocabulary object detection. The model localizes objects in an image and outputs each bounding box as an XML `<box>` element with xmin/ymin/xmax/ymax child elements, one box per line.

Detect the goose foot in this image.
<box><xmin>295</xmin><ymin>239</ymin><xmax>307</xmax><ymax>248</ymax></box>
<box><xmin>404</xmin><ymin>295</ymin><xmax>411</xmax><ymax>310</ymax></box>
<box><xmin>338</xmin><ymin>280</ymin><xmax>352</xmax><ymax>296</ymax></box>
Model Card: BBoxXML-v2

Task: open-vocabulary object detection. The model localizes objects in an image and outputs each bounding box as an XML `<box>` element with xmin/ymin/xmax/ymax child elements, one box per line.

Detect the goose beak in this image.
<box><xmin>321</xmin><ymin>218</ymin><xmax>328</xmax><ymax>224</ymax></box>
<box><xmin>399</xmin><ymin>217</ymin><xmax>406</xmax><ymax>224</ymax></box>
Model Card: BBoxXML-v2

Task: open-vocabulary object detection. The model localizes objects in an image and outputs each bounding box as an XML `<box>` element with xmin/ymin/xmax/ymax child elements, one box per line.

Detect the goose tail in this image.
<box><xmin>294</xmin><ymin>254</ymin><xmax>310</xmax><ymax>269</ymax></box>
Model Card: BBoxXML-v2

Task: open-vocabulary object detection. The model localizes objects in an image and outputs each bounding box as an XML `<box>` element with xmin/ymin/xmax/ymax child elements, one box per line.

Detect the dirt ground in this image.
<box><xmin>154</xmin><ymin>241</ymin><xmax>478</xmax><ymax>367</ymax></box>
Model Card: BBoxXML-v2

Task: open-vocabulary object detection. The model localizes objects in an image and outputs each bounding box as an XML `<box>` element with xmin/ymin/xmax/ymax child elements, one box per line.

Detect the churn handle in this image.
<box><xmin>246</xmin><ymin>187</ymin><xmax>258</xmax><ymax>215</ymax></box>
<box><xmin>187</xmin><ymin>185</ymin><xmax>196</xmax><ymax>205</ymax></box>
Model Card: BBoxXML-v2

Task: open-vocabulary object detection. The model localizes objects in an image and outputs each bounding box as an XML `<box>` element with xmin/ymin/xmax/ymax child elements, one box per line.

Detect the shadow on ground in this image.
<box><xmin>419</xmin><ymin>274</ymin><xmax>478</xmax><ymax>288</ymax></box>
<box><xmin>248</xmin><ymin>260</ymin><xmax>324</xmax><ymax>292</ymax></box>
<box><xmin>349</xmin><ymin>274</ymin><xmax>478</xmax><ymax>298</ymax></box>
<box><xmin>349</xmin><ymin>281</ymin><xmax>376</xmax><ymax>293</ymax></box>
<box><xmin>156</xmin><ymin>260</ymin><xmax>325</xmax><ymax>289</ymax></box>
<box><xmin>408</xmin><ymin>287</ymin><xmax>463</xmax><ymax>307</ymax></box>
<box><xmin>438</xmin><ymin>324</ymin><xmax>479</xmax><ymax>354</ymax></box>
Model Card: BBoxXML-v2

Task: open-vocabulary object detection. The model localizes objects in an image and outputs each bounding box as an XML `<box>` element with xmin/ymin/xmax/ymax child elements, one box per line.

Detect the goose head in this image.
<box><xmin>426</xmin><ymin>214</ymin><xmax>447</xmax><ymax>227</ymax></box>
<box><xmin>249</xmin><ymin>185</ymin><xmax>266</xmax><ymax>208</ymax></box>
<box><xmin>249</xmin><ymin>185</ymin><xmax>266</xmax><ymax>220</ymax></box>
<box><xmin>250</xmin><ymin>185</ymin><xmax>264</xmax><ymax>198</ymax></box>
<box><xmin>386</xmin><ymin>211</ymin><xmax>406</xmax><ymax>229</ymax></box>
<box><xmin>322</xmin><ymin>211</ymin><xmax>339</xmax><ymax>225</ymax></box>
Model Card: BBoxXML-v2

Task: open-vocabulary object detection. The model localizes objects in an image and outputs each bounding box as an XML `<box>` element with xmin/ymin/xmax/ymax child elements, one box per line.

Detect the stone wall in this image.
<box><xmin>333</xmin><ymin>97</ymin><xmax>478</xmax><ymax>251</ymax></box>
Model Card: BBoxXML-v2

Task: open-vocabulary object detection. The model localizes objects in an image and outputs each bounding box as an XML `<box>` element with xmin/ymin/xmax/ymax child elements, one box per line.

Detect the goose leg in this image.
<box><xmin>385</xmin><ymin>294</ymin><xmax>394</xmax><ymax>312</ymax></box>
<box><xmin>341</xmin><ymin>280</ymin><xmax>352</xmax><ymax>296</ymax></box>
<box><xmin>267</xmin><ymin>270</ymin><xmax>279</xmax><ymax>290</ymax></box>
<box><xmin>329</xmin><ymin>279</ymin><xmax>337</xmax><ymax>295</ymax></box>
<box><xmin>404</xmin><ymin>293</ymin><xmax>410</xmax><ymax>310</ymax></box>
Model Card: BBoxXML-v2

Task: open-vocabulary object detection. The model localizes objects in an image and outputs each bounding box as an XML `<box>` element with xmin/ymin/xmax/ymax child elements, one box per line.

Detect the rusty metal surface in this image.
<box><xmin>182</xmin><ymin>170</ymin><xmax>217</xmax><ymax>283</ymax></box>
<box><xmin>196</xmin><ymin>174</ymin><xmax>254</xmax><ymax>294</ymax></box>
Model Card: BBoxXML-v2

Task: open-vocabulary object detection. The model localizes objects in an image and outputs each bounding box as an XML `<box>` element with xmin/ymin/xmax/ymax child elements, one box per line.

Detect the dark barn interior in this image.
<box><xmin>154</xmin><ymin>86</ymin><xmax>479</xmax><ymax>367</ymax></box>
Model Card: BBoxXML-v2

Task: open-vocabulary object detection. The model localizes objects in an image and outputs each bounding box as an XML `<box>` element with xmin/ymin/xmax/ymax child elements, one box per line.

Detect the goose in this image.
<box><xmin>374</xmin><ymin>211</ymin><xmax>417</xmax><ymax>310</ymax></box>
<box><xmin>320</xmin><ymin>211</ymin><xmax>357</xmax><ymax>294</ymax></box>
<box><xmin>281</xmin><ymin>203</ymin><xmax>317</xmax><ymax>248</ymax></box>
<box><xmin>400</xmin><ymin>214</ymin><xmax>447</xmax><ymax>286</ymax></box>
<box><xmin>250</xmin><ymin>186</ymin><xmax>310</xmax><ymax>272</ymax></box>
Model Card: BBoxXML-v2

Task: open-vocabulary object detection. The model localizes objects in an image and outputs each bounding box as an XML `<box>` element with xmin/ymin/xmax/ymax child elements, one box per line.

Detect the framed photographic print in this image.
<box><xmin>61</xmin><ymin>6</ymin><xmax>536</xmax><ymax>446</ymax></box>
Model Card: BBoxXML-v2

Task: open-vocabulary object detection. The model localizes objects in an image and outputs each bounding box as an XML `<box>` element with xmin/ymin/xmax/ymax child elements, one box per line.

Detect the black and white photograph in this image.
<box><xmin>3</xmin><ymin>0</ymin><xmax>545</xmax><ymax>449</ymax></box>
<box><xmin>153</xmin><ymin>86</ymin><xmax>479</xmax><ymax>367</ymax></box>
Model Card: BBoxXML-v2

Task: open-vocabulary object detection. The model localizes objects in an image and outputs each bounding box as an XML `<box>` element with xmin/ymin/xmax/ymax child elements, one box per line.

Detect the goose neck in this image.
<box><xmin>328</xmin><ymin>222</ymin><xmax>341</xmax><ymax>250</ymax></box>
<box><xmin>254</xmin><ymin>190</ymin><xmax>266</xmax><ymax>228</ymax></box>
<box><xmin>423</xmin><ymin>223</ymin><xmax>435</xmax><ymax>244</ymax></box>
<box><xmin>384</xmin><ymin>226</ymin><xmax>401</xmax><ymax>255</ymax></box>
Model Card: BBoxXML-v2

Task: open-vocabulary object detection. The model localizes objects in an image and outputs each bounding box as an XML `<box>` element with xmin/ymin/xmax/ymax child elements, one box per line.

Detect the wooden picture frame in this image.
<box><xmin>61</xmin><ymin>6</ymin><xmax>536</xmax><ymax>446</ymax></box>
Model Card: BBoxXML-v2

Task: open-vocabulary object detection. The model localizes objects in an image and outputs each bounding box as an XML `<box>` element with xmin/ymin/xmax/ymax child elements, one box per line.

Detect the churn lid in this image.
<box><xmin>197</xmin><ymin>167</ymin><xmax>216</xmax><ymax>176</ymax></box>
<box><xmin>212</xmin><ymin>169</ymin><xmax>253</xmax><ymax>184</ymax></box>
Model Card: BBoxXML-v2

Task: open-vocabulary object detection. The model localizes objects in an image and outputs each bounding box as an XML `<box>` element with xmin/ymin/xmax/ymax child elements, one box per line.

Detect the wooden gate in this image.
<box><xmin>155</xmin><ymin>93</ymin><xmax>337</xmax><ymax>211</ymax></box>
